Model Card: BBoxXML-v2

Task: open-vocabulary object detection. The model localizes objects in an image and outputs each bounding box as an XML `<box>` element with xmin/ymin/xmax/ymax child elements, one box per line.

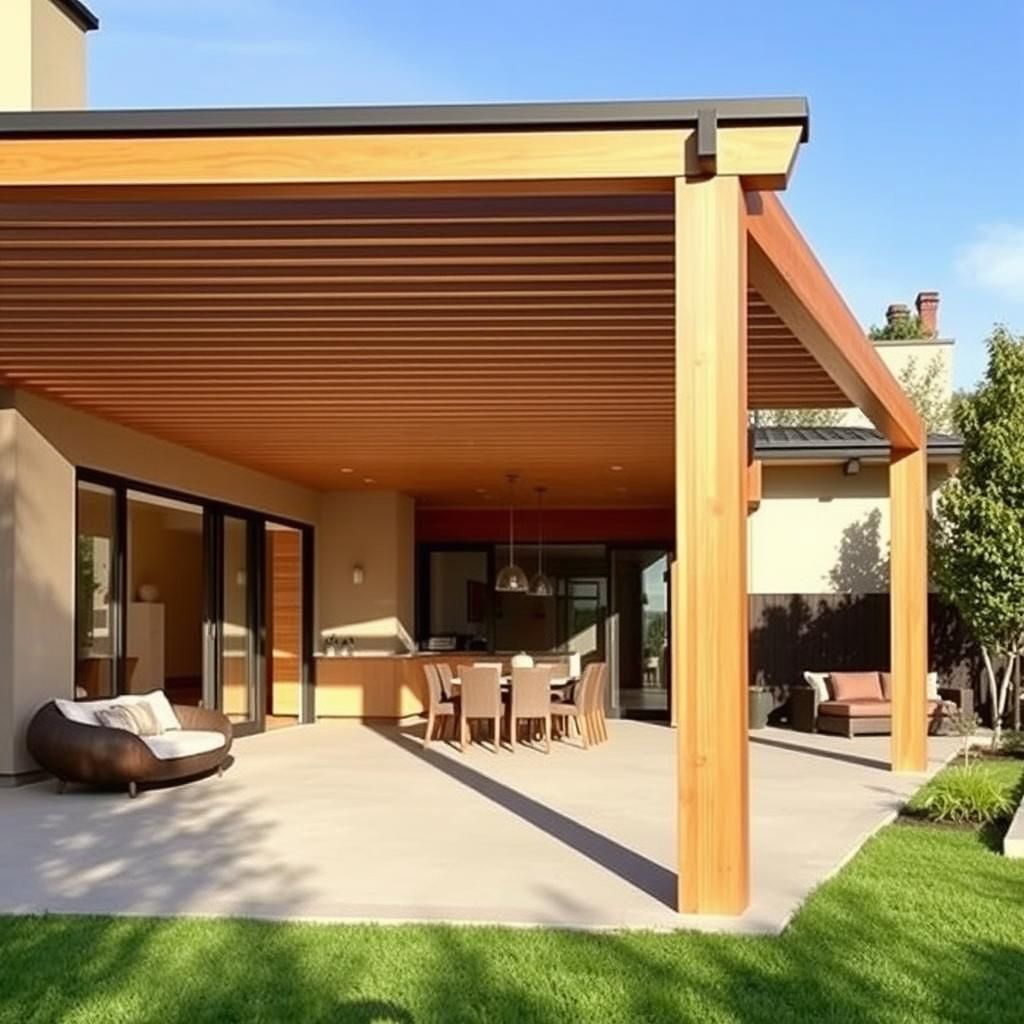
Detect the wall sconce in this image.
<box><xmin>843</xmin><ymin>458</ymin><xmax>861</xmax><ymax>476</ymax></box>
<box><xmin>352</xmin><ymin>564</ymin><xmax>365</xmax><ymax>585</ymax></box>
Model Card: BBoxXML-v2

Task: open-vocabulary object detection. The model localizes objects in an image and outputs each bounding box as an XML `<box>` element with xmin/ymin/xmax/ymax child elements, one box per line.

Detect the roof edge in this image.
<box><xmin>52</xmin><ymin>0</ymin><xmax>100</xmax><ymax>32</ymax></box>
<box><xmin>0</xmin><ymin>96</ymin><xmax>809</xmax><ymax>140</ymax></box>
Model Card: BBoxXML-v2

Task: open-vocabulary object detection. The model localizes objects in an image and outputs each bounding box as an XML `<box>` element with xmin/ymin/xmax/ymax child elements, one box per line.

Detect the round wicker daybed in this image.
<box><xmin>27</xmin><ymin>699</ymin><xmax>233</xmax><ymax>798</ymax></box>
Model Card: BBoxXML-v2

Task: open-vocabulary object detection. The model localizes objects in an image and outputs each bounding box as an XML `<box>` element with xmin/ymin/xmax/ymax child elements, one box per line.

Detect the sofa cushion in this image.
<box><xmin>829</xmin><ymin>671</ymin><xmax>883</xmax><ymax>702</ymax></box>
<box><xmin>880</xmin><ymin>672</ymin><xmax>940</xmax><ymax>700</ymax></box>
<box><xmin>141</xmin><ymin>730</ymin><xmax>226</xmax><ymax>761</ymax></box>
<box><xmin>820</xmin><ymin>699</ymin><xmax>946</xmax><ymax>719</ymax></box>
<box><xmin>96</xmin><ymin>703</ymin><xmax>161</xmax><ymax>736</ymax></box>
<box><xmin>54</xmin><ymin>692</ymin><xmax>180</xmax><ymax>732</ymax></box>
<box><xmin>803</xmin><ymin>671</ymin><xmax>830</xmax><ymax>703</ymax></box>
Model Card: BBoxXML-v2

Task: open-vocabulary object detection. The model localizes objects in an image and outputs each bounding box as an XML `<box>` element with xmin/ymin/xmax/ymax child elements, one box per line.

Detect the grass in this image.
<box><xmin>2</xmin><ymin>766</ymin><xmax>1023</xmax><ymax>1024</ymax></box>
<box><xmin>905</xmin><ymin>756</ymin><xmax>1023</xmax><ymax>823</ymax></box>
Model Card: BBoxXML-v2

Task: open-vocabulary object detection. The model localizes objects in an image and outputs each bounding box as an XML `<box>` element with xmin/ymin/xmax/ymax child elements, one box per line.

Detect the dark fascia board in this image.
<box><xmin>52</xmin><ymin>0</ymin><xmax>100</xmax><ymax>32</ymax></box>
<box><xmin>754</xmin><ymin>432</ymin><xmax>962</xmax><ymax>463</ymax></box>
<box><xmin>0</xmin><ymin>95</ymin><xmax>809</xmax><ymax>141</ymax></box>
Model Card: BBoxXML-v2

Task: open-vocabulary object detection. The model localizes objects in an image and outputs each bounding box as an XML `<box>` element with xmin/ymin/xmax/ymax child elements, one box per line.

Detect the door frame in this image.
<box><xmin>74</xmin><ymin>468</ymin><xmax>314</xmax><ymax>730</ymax></box>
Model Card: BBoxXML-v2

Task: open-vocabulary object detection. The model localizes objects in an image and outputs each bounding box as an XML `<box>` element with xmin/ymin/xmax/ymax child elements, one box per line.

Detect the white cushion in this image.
<box><xmin>135</xmin><ymin>691</ymin><xmax>181</xmax><ymax>732</ymax></box>
<box><xmin>55</xmin><ymin>691</ymin><xmax>181</xmax><ymax>732</ymax></box>
<box><xmin>803</xmin><ymin>671</ymin><xmax>830</xmax><ymax>703</ymax></box>
<box><xmin>926</xmin><ymin>672</ymin><xmax>939</xmax><ymax>701</ymax></box>
<box><xmin>141</xmin><ymin>730</ymin><xmax>226</xmax><ymax>761</ymax></box>
<box><xmin>567</xmin><ymin>652</ymin><xmax>582</xmax><ymax>679</ymax></box>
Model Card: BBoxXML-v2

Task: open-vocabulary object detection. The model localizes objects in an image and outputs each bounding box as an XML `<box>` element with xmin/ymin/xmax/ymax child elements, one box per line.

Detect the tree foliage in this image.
<box><xmin>757</xmin><ymin>407</ymin><xmax>845</xmax><ymax>428</ymax></box>
<box><xmin>869</xmin><ymin>313</ymin><xmax>932</xmax><ymax>341</ymax></box>
<box><xmin>933</xmin><ymin>326</ymin><xmax>1024</xmax><ymax>741</ymax></box>
<box><xmin>897</xmin><ymin>354</ymin><xmax>954</xmax><ymax>433</ymax></box>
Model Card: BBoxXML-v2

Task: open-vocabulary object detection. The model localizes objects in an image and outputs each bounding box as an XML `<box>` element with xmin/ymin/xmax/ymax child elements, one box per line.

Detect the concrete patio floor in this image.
<box><xmin>0</xmin><ymin>721</ymin><xmax>960</xmax><ymax>934</ymax></box>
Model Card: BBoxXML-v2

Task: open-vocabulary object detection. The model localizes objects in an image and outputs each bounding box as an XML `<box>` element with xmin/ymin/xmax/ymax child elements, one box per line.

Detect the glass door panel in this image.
<box><xmin>75</xmin><ymin>481</ymin><xmax>119</xmax><ymax>698</ymax></box>
<box><xmin>219</xmin><ymin>515</ymin><xmax>256</xmax><ymax>727</ymax></box>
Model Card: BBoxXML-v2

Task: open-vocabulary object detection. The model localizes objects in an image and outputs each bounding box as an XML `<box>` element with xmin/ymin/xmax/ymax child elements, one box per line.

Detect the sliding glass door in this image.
<box><xmin>76</xmin><ymin>470</ymin><xmax>312</xmax><ymax>732</ymax></box>
<box><xmin>205</xmin><ymin>512</ymin><xmax>262</xmax><ymax>734</ymax></box>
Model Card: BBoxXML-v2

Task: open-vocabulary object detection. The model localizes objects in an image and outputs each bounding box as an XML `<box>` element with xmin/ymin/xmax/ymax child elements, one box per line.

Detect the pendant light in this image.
<box><xmin>495</xmin><ymin>473</ymin><xmax>529</xmax><ymax>593</ymax></box>
<box><xmin>530</xmin><ymin>486</ymin><xmax>554</xmax><ymax>596</ymax></box>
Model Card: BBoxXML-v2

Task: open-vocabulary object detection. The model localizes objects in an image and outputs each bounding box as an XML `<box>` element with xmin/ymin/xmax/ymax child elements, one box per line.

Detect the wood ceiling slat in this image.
<box><xmin>0</xmin><ymin>189</ymin><xmax>852</xmax><ymax>502</ymax></box>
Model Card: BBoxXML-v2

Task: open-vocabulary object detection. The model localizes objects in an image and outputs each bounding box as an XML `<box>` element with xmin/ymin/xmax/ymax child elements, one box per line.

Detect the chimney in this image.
<box><xmin>885</xmin><ymin>303</ymin><xmax>910</xmax><ymax>329</ymax></box>
<box><xmin>915</xmin><ymin>291</ymin><xmax>940</xmax><ymax>337</ymax></box>
<box><xmin>0</xmin><ymin>0</ymin><xmax>99</xmax><ymax>112</ymax></box>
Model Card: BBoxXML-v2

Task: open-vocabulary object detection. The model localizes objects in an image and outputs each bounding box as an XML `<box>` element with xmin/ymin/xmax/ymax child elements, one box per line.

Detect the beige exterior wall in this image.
<box><xmin>0</xmin><ymin>0</ymin><xmax>88</xmax><ymax>112</ymax></box>
<box><xmin>15</xmin><ymin>392</ymin><xmax>320</xmax><ymax>525</ymax></box>
<box><xmin>749</xmin><ymin>461</ymin><xmax>951</xmax><ymax>595</ymax></box>
<box><xmin>840</xmin><ymin>338</ymin><xmax>954</xmax><ymax>429</ymax></box>
<box><xmin>0</xmin><ymin>406</ymin><xmax>75</xmax><ymax>777</ymax></box>
<box><xmin>317</xmin><ymin>491</ymin><xmax>416</xmax><ymax>654</ymax></box>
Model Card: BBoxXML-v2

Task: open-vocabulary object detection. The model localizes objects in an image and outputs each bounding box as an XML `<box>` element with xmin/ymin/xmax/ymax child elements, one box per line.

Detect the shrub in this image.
<box><xmin>906</xmin><ymin>765</ymin><xmax>1016</xmax><ymax>824</ymax></box>
<box><xmin>1000</xmin><ymin>730</ymin><xmax>1024</xmax><ymax>758</ymax></box>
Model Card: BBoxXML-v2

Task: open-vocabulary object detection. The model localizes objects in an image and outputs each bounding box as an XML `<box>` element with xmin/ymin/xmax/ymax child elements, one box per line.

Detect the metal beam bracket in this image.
<box><xmin>696</xmin><ymin>108</ymin><xmax>718</xmax><ymax>175</ymax></box>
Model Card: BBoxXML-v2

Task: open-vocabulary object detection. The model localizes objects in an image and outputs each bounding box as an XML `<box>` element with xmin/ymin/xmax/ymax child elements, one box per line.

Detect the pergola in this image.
<box><xmin>0</xmin><ymin>97</ymin><xmax>927</xmax><ymax>915</ymax></box>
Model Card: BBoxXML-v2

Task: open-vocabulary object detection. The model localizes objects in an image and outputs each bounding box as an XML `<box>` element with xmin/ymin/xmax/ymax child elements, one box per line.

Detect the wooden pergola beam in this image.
<box><xmin>745</xmin><ymin>192</ymin><xmax>923</xmax><ymax>451</ymax></box>
<box><xmin>674</xmin><ymin>174</ymin><xmax>749</xmax><ymax>915</ymax></box>
<box><xmin>0</xmin><ymin>126</ymin><xmax>802</xmax><ymax>190</ymax></box>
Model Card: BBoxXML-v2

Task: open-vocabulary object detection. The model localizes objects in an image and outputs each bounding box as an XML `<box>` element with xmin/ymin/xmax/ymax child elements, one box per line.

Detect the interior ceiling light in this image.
<box><xmin>529</xmin><ymin>486</ymin><xmax>554</xmax><ymax>597</ymax></box>
<box><xmin>495</xmin><ymin>473</ymin><xmax>529</xmax><ymax>593</ymax></box>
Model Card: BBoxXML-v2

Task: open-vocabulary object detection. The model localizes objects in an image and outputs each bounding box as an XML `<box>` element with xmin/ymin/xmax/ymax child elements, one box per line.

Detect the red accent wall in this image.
<box><xmin>416</xmin><ymin>506</ymin><xmax>674</xmax><ymax>545</ymax></box>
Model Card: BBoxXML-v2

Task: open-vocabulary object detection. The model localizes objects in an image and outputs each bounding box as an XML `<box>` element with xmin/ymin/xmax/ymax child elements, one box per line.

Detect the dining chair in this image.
<box><xmin>509</xmin><ymin>665</ymin><xmax>553</xmax><ymax>753</ymax></box>
<box><xmin>472</xmin><ymin>661</ymin><xmax>504</xmax><ymax>676</ymax></box>
<box><xmin>421</xmin><ymin>663</ymin><xmax>457</xmax><ymax>748</ymax></box>
<box><xmin>552</xmin><ymin>662</ymin><xmax>601</xmax><ymax>749</ymax></box>
<box><xmin>436</xmin><ymin>662</ymin><xmax>456</xmax><ymax>701</ymax></box>
<box><xmin>458</xmin><ymin>665</ymin><xmax>504</xmax><ymax>753</ymax></box>
<box><xmin>592</xmin><ymin>662</ymin><xmax>609</xmax><ymax>743</ymax></box>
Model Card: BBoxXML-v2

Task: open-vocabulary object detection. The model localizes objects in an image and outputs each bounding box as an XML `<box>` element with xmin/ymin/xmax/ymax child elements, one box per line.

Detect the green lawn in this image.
<box><xmin>2</xmin><ymin>765</ymin><xmax>1023</xmax><ymax>1024</ymax></box>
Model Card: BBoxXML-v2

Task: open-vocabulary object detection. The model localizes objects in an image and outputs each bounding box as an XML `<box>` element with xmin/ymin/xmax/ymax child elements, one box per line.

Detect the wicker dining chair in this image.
<box><xmin>422</xmin><ymin>663</ymin><xmax>457</xmax><ymax>748</ymax></box>
<box><xmin>458</xmin><ymin>665</ymin><xmax>504</xmax><ymax>753</ymax></box>
<box><xmin>436</xmin><ymin>662</ymin><xmax>456</xmax><ymax>701</ymax></box>
<box><xmin>552</xmin><ymin>662</ymin><xmax>605</xmax><ymax>748</ymax></box>
<box><xmin>509</xmin><ymin>665</ymin><xmax>554</xmax><ymax>753</ymax></box>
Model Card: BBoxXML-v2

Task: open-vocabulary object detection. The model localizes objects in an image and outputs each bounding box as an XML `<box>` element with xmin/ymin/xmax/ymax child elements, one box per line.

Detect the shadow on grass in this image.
<box><xmin>2</xmin><ymin>817</ymin><xmax>1023</xmax><ymax>1023</ymax></box>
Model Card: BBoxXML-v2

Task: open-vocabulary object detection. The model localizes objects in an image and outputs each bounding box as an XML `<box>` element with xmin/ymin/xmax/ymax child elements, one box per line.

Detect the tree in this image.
<box><xmin>897</xmin><ymin>353</ymin><xmax>954</xmax><ymax>433</ymax></box>
<box><xmin>869</xmin><ymin>313</ymin><xmax>932</xmax><ymax>341</ymax></box>
<box><xmin>757</xmin><ymin>407</ymin><xmax>845</xmax><ymax>428</ymax></box>
<box><xmin>933</xmin><ymin>326</ymin><xmax>1024</xmax><ymax>747</ymax></box>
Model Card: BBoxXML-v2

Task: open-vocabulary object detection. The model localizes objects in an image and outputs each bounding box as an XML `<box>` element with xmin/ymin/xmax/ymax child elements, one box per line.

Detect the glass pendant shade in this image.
<box><xmin>496</xmin><ymin>562</ymin><xmax>530</xmax><ymax>593</ymax></box>
<box><xmin>529</xmin><ymin>485</ymin><xmax>554</xmax><ymax>596</ymax></box>
<box><xmin>495</xmin><ymin>473</ymin><xmax>528</xmax><ymax>593</ymax></box>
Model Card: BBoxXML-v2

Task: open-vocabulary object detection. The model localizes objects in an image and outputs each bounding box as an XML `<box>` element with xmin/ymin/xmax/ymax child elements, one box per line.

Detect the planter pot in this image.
<box><xmin>748</xmin><ymin>686</ymin><xmax>773</xmax><ymax>730</ymax></box>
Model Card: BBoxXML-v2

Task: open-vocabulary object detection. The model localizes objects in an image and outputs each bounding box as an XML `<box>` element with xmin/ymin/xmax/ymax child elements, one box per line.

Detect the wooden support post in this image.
<box><xmin>674</xmin><ymin>175</ymin><xmax>750</xmax><ymax>915</ymax></box>
<box><xmin>890</xmin><ymin>446</ymin><xmax>928</xmax><ymax>772</ymax></box>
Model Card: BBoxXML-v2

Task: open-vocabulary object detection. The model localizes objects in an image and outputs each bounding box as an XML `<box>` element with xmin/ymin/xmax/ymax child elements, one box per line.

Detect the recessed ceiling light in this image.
<box><xmin>340</xmin><ymin>467</ymin><xmax>354</xmax><ymax>474</ymax></box>
<box><xmin>363</xmin><ymin>477</ymin><xmax>375</xmax><ymax>485</ymax></box>
<box><xmin>475</xmin><ymin>488</ymin><xmax>487</xmax><ymax>495</ymax></box>
<box><xmin>610</xmin><ymin>464</ymin><xmax>624</xmax><ymax>472</ymax></box>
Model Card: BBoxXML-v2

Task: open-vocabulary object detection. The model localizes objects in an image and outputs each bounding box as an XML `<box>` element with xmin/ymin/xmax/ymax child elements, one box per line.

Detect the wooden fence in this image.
<box><xmin>748</xmin><ymin>593</ymin><xmax>980</xmax><ymax>696</ymax></box>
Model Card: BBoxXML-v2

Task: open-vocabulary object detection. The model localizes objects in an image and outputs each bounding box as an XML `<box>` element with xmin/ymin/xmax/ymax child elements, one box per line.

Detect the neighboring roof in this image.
<box><xmin>0</xmin><ymin>95</ymin><xmax>809</xmax><ymax>139</ymax></box>
<box><xmin>53</xmin><ymin>0</ymin><xmax>100</xmax><ymax>32</ymax></box>
<box><xmin>753</xmin><ymin>426</ymin><xmax>961</xmax><ymax>461</ymax></box>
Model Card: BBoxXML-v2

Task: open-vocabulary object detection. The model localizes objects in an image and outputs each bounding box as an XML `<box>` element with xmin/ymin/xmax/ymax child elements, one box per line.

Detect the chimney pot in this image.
<box><xmin>915</xmin><ymin>291</ymin><xmax>940</xmax><ymax>337</ymax></box>
<box><xmin>885</xmin><ymin>303</ymin><xmax>910</xmax><ymax>327</ymax></box>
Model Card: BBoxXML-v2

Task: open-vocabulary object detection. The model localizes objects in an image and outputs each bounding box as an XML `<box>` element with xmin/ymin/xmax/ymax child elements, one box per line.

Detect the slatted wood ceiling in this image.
<box><xmin>0</xmin><ymin>189</ymin><xmax>848</xmax><ymax>506</ymax></box>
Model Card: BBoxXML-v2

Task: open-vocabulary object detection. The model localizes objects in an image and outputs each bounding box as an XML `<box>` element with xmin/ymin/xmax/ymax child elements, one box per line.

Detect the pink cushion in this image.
<box><xmin>829</xmin><ymin>671</ymin><xmax>883</xmax><ymax>702</ymax></box>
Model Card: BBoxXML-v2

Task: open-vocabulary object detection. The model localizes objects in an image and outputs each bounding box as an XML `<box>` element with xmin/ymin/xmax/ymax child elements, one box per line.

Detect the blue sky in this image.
<box><xmin>88</xmin><ymin>0</ymin><xmax>1023</xmax><ymax>388</ymax></box>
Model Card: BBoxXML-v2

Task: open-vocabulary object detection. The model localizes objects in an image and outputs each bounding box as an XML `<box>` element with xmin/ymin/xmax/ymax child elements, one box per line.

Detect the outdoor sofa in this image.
<box><xmin>790</xmin><ymin>670</ymin><xmax>973</xmax><ymax>738</ymax></box>
<box><xmin>27</xmin><ymin>691</ymin><xmax>232</xmax><ymax>797</ymax></box>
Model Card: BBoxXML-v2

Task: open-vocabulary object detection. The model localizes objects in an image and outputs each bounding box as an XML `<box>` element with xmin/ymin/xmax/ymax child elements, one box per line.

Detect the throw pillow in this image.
<box><xmin>137</xmin><ymin>690</ymin><xmax>181</xmax><ymax>732</ymax></box>
<box><xmin>97</xmin><ymin>705</ymin><xmax>145</xmax><ymax>735</ymax></box>
<box><xmin>829</xmin><ymin>671</ymin><xmax>883</xmax><ymax>702</ymax></box>
<box><xmin>802</xmin><ymin>671</ymin><xmax>830</xmax><ymax>704</ymax></box>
